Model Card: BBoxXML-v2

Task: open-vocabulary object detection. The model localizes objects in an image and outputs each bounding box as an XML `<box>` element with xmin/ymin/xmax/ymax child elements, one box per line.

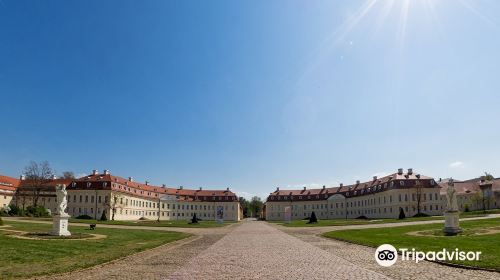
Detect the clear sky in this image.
<box><xmin>1</xmin><ymin>1</ymin><xmax>499</xmax><ymax>199</ymax></box>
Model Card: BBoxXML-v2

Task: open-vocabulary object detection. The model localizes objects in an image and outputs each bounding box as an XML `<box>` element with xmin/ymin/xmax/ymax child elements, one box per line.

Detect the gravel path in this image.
<box><xmin>33</xmin><ymin>232</ymin><xmax>227</xmax><ymax>280</ymax></box>
<box><xmin>167</xmin><ymin>220</ymin><xmax>389</xmax><ymax>280</ymax></box>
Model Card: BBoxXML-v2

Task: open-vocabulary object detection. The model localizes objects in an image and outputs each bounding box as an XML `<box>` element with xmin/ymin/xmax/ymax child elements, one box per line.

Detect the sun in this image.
<box><xmin>335</xmin><ymin>0</ymin><xmax>494</xmax><ymax>46</ymax></box>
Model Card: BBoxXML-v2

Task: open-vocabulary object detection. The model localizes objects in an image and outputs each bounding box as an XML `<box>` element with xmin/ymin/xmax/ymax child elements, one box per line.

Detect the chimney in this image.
<box><xmin>407</xmin><ymin>168</ymin><xmax>413</xmax><ymax>175</ymax></box>
<box><xmin>51</xmin><ymin>174</ymin><xmax>58</xmax><ymax>180</ymax></box>
<box><xmin>145</xmin><ymin>181</ymin><xmax>149</xmax><ymax>186</ymax></box>
<box><xmin>162</xmin><ymin>184</ymin><xmax>166</xmax><ymax>188</ymax></box>
<box><xmin>199</xmin><ymin>187</ymin><xmax>202</xmax><ymax>191</ymax></box>
<box><xmin>340</xmin><ymin>183</ymin><xmax>343</xmax><ymax>187</ymax></box>
<box><xmin>128</xmin><ymin>177</ymin><xmax>133</xmax><ymax>182</ymax></box>
<box><xmin>179</xmin><ymin>186</ymin><xmax>183</xmax><ymax>190</ymax></box>
<box><xmin>439</xmin><ymin>178</ymin><xmax>442</xmax><ymax>182</ymax></box>
<box><xmin>226</xmin><ymin>187</ymin><xmax>230</xmax><ymax>191</ymax></box>
<box><xmin>398</xmin><ymin>168</ymin><xmax>403</xmax><ymax>175</ymax></box>
<box><xmin>356</xmin><ymin>180</ymin><xmax>360</xmax><ymax>184</ymax></box>
<box><xmin>373</xmin><ymin>176</ymin><xmax>377</xmax><ymax>181</ymax></box>
<box><xmin>103</xmin><ymin>169</ymin><xmax>110</xmax><ymax>175</ymax></box>
<box><xmin>303</xmin><ymin>186</ymin><xmax>306</xmax><ymax>191</ymax></box>
<box><xmin>20</xmin><ymin>174</ymin><xmax>26</xmax><ymax>180</ymax></box>
<box><xmin>92</xmin><ymin>169</ymin><xmax>99</xmax><ymax>176</ymax></box>
<box><xmin>416</xmin><ymin>174</ymin><xmax>421</xmax><ymax>179</ymax></box>
<box><xmin>322</xmin><ymin>185</ymin><xmax>326</xmax><ymax>190</ymax></box>
<box><xmin>276</xmin><ymin>187</ymin><xmax>279</xmax><ymax>191</ymax></box>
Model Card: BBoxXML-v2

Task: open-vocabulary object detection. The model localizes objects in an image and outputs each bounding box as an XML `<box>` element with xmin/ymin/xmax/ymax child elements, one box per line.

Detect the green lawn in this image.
<box><xmin>269</xmin><ymin>216</ymin><xmax>443</xmax><ymax>227</ymax></box>
<box><xmin>323</xmin><ymin>218</ymin><xmax>500</xmax><ymax>270</ymax></box>
<box><xmin>269</xmin><ymin>209</ymin><xmax>500</xmax><ymax>227</ymax></box>
<box><xmin>13</xmin><ymin>217</ymin><xmax>234</xmax><ymax>228</ymax></box>
<box><xmin>69</xmin><ymin>218</ymin><xmax>234</xmax><ymax>228</ymax></box>
<box><xmin>0</xmin><ymin>221</ymin><xmax>190</xmax><ymax>279</ymax></box>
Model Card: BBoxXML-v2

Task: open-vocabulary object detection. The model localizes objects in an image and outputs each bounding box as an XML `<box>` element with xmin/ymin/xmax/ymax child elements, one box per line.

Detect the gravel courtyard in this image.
<box><xmin>31</xmin><ymin>219</ymin><xmax>500</xmax><ymax>280</ymax></box>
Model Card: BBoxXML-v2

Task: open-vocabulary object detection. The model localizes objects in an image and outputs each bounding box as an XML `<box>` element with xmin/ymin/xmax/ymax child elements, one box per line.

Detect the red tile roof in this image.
<box><xmin>17</xmin><ymin>178</ymin><xmax>74</xmax><ymax>191</ymax></box>
<box><xmin>439</xmin><ymin>179</ymin><xmax>500</xmax><ymax>195</ymax></box>
<box><xmin>267</xmin><ymin>170</ymin><xmax>436</xmax><ymax>202</ymax></box>
<box><xmin>0</xmin><ymin>174</ymin><xmax>20</xmax><ymax>192</ymax></box>
<box><xmin>71</xmin><ymin>173</ymin><xmax>237</xmax><ymax>201</ymax></box>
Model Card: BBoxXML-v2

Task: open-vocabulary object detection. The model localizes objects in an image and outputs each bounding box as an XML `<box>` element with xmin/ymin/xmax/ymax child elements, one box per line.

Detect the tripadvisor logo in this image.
<box><xmin>375</xmin><ymin>244</ymin><xmax>482</xmax><ymax>267</ymax></box>
<box><xmin>375</xmin><ymin>244</ymin><xmax>398</xmax><ymax>267</ymax></box>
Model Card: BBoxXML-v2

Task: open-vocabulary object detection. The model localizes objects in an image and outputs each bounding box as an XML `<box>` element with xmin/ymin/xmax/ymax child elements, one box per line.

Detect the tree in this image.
<box><xmin>482</xmin><ymin>172</ymin><xmax>495</xmax><ymax>181</ymax></box>
<box><xmin>22</xmin><ymin>161</ymin><xmax>54</xmax><ymax>207</ymax></box>
<box><xmin>105</xmin><ymin>194</ymin><xmax>122</xmax><ymax>221</ymax></box>
<box><xmin>398</xmin><ymin>207</ymin><xmax>406</xmax><ymax>219</ymax></box>
<box><xmin>249</xmin><ymin>196</ymin><xmax>263</xmax><ymax>218</ymax></box>
<box><xmin>238</xmin><ymin>197</ymin><xmax>250</xmax><ymax>217</ymax></box>
<box><xmin>61</xmin><ymin>171</ymin><xmax>75</xmax><ymax>179</ymax></box>
<box><xmin>413</xmin><ymin>180</ymin><xmax>424</xmax><ymax>215</ymax></box>
<box><xmin>307</xmin><ymin>211</ymin><xmax>318</xmax><ymax>224</ymax></box>
<box><xmin>472</xmin><ymin>189</ymin><xmax>494</xmax><ymax>212</ymax></box>
<box><xmin>476</xmin><ymin>172</ymin><xmax>495</xmax><ymax>212</ymax></box>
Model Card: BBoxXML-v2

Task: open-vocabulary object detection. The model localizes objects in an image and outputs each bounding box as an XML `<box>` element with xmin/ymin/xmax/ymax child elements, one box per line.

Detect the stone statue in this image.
<box><xmin>51</xmin><ymin>184</ymin><xmax>71</xmax><ymax>236</ymax></box>
<box><xmin>446</xmin><ymin>179</ymin><xmax>459</xmax><ymax>212</ymax></box>
<box><xmin>443</xmin><ymin>178</ymin><xmax>462</xmax><ymax>235</ymax></box>
<box><xmin>55</xmin><ymin>184</ymin><xmax>68</xmax><ymax>216</ymax></box>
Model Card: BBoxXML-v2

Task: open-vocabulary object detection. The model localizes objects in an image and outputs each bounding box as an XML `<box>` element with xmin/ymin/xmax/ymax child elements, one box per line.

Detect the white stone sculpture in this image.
<box><xmin>50</xmin><ymin>184</ymin><xmax>71</xmax><ymax>236</ymax></box>
<box><xmin>56</xmin><ymin>184</ymin><xmax>68</xmax><ymax>215</ymax></box>
<box><xmin>443</xmin><ymin>179</ymin><xmax>462</xmax><ymax>235</ymax></box>
<box><xmin>446</xmin><ymin>180</ymin><xmax>459</xmax><ymax>212</ymax></box>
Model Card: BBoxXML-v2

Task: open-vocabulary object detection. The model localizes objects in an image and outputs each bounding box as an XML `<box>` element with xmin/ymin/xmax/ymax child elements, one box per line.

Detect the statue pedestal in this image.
<box><xmin>50</xmin><ymin>214</ymin><xmax>71</xmax><ymax>236</ymax></box>
<box><xmin>443</xmin><ymin>211</ymin><xmax>462</xmax><ymax>235</ymax></box>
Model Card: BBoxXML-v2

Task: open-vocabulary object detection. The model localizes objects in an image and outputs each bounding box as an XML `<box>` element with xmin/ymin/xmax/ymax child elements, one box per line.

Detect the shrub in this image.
<box><xmin>464</xmin><ymin>204</ymin><xmax>470</xmax><ymax>212</ymax></box>
<box><xmin>191</xmin><ymin>213</ymin><xmax>199</xmax><ymax>224</ymax></box>
<box><xmin>307</xmin><ymin>211</ymin><xmax>318</xmax><ymax>224</ymax></box>
<box><xmin>100</xmin><ymin>211</ymin><xmax>108</xmax><ymax>221</ymax></box>
<box><xmin>26</xmin><ymin>206</ymin><xmax>50</xmax><ymax>217</ymax></box>
<box><xmin>8</xmin><ymin>205</ymin><xmax>23</xmax><ymax>216</ymax></box>
<box><xmin>0</xmin><ymin>206</ymin><xmax>11</xmax><ymax>216</ymax></box>
<box><xmin>398</xmin><ymin>207</ymin><xmax>406</xmax><ymax>219</ymax></box>
<box><xmin>412</xmin><ymin>212</ymin><xmax>430</xmax><ymax>218</ymax></box>
<box><xmin>75</xmin><ymin>215</ymin><xmax>93</xmax><ymax>220</ymax></box>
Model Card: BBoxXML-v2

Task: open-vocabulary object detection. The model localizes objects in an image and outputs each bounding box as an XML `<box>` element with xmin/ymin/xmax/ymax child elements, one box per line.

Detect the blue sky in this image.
<box><xmin>1</xmin><ymin>1</ymin><xmax>499</xmax><ymax>199</ymax></box>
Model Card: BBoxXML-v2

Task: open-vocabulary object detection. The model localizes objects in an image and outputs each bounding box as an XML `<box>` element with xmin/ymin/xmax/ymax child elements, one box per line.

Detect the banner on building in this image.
<box><xmin>284</xmin><ymin>206</ymin><xmax>291</xmax><ymax>224</ymax></box>
<box><xmin>216</xmin><ymin>206</ymin><xmax>224</xmax><ymax>223</ymax></box>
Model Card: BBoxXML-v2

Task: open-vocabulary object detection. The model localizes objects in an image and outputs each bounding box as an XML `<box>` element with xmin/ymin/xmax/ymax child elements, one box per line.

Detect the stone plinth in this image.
<box><xmin>50</xmin><ymin>214</ymin><xmax>71</xmax><ymax>236</ymax></box>
<box><xmin>443</xmin><ymin>211</ymin><xmax>462</xmax><ymax>235</ymax></box>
